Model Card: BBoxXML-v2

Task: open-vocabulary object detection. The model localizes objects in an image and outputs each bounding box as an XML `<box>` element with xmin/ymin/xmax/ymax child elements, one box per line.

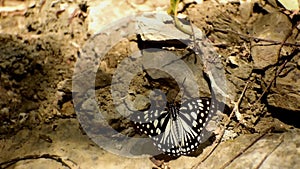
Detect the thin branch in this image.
<box><xmin>0</xmin><ymin>154</ymin><xmax>78</xmax><ymax>169</ymax></box>
<box><xmin>192</xmin><ymin>82</ymin><xmax>249</xmax><ymax>169</ymax></box>
<box><xmin>253</xmin><ymin>20</ymin><xmax>299</xmax><ymax>106</ymax></box>
<box><xmin>254</xmin><ymin>59</ymin><xmax>289</xmax><ymax>105</ymax></box>
<box><xmin>212</xmin><ymin>28</ymin><xmax>300</xmax><ymax>47</ymax></box>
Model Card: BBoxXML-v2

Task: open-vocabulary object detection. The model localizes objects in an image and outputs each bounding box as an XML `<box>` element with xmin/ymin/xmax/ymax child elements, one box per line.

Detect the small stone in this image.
<box><xmin>133</xmin><ymin>94</ymin><xmax>150</xmax><ymax>111</ymax></box>
<box><xmin>227</xmin><ymin>56</ymin><xmax>239</xmax><ymax>67</ymax></box>
<box><xmin>0</xmin><ymin>108</ymin><xmax>9</xmax><ymax>117</ymax></box>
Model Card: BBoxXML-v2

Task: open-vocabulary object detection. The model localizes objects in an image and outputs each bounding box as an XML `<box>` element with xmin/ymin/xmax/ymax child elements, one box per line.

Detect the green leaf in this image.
<box><xmin>278</xmin><ymin>0</ymin><xmax>299</xmax><ymax>10</ymax></box>
<box><xmin>167</xmin><ymin>0</ymin><xmax>180</xmax><ymax>15</ymax></box>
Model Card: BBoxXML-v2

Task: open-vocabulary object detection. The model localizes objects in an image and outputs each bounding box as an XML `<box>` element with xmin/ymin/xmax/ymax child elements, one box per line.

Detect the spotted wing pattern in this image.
<box><xmin>131</xmin><ymin>97</ymin><xmax>218</xmax><ymax>156</ymax></box>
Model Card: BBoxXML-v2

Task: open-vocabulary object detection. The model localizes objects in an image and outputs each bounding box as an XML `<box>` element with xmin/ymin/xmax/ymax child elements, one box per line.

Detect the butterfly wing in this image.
<box><xmin>176</xmin><ymin>97</ymin><xmax>215</xmax><ymax>153</ymax></box>
<box><xmin>131</xmin><ymin>97</ymin><xmax>217</xmax><ymax>156</ymax></box>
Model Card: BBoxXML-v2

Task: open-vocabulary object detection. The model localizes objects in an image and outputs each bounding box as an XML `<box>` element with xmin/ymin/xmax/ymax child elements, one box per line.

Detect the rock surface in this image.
<box><xmin>1</xmin><ymin>0</ymin><xmax>300</xmax><ymax>169</ymax></box>
<box><xmin>267</xmin><ymin>54</ymin><xmax>300</xmax><ymax>112</ymax></box>
<box><xmin>251</xmin><ymin>12</ymin><xmax>297</xmax><ymax>69</ymax></box>
<box><xmin>1</xmin><ymin>119</ymin><xmax>299</xmax><ymax>169</ymax></box>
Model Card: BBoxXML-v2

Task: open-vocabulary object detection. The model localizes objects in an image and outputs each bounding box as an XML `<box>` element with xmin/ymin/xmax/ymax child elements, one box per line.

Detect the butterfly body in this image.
<box><xmin>131</xmin><ymin>97</ymin><xmax>218</xmax><ymax>156</ymax></box>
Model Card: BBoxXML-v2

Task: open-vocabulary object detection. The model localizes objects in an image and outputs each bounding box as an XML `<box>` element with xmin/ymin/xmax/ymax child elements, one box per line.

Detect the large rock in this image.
<box><xmin>267</xmin><ymin>54</ymin><xmax>300</xmax><ymax>112</ymax></box>
<box><xmin>251</xmin><ymin>12</ymin><xmax>297</xmax><ymax>69</ymax></box>
<box><xmin>1</xmin><ymin>119</ymin><xmax>300</xmax><ymax>169</ymax></box>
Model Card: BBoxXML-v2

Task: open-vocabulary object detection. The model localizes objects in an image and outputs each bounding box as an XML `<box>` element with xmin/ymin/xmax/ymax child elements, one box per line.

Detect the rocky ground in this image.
<box><xmin>0</xmin><ymin>0</ymin><xmax>299</xmax><ymax>169</ymax></box>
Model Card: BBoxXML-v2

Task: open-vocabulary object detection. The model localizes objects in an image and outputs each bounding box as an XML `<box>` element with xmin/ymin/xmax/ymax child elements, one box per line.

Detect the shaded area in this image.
<box><xmin>0</xmin><ymin>0</ymin><xmax>299</xmax><ymax>168</ymax></box>
<box><xmin>0</xmin><ymin>34</ymin><xmax>66</xmax><ymax>137</ymax></box>
<box><xmin>269</xmin><ymin>106</ymin><xmax>300</xmax><ymax>128</ymax></box>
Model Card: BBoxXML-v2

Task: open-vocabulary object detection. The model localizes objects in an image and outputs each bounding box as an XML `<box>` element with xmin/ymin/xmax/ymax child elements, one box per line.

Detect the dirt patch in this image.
<box><xmin>0</xmin><ymin>0</ymin><xmax>300</xmax><ymax>168</ymax></box>
<box><xmin>0</xmin><ymin>0</ymin><xmax>88</xmax><ymax>137</ymax></box>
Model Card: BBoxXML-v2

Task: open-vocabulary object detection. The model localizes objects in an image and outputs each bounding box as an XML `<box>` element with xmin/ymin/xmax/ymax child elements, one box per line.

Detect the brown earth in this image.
<box><xmin>0</xmin><ymin>0</ymin><xmax>299</xmax><ymax>169</ymax></box>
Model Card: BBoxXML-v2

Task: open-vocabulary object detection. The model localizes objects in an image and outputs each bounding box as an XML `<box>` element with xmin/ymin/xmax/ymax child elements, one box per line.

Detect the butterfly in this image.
<box><xmin>131</xmin><ymin>97</ymin><xmax>218</xmax><ymax>156</ymax></box>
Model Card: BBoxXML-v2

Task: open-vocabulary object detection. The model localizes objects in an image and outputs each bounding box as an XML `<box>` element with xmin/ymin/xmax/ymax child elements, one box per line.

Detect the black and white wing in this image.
<box><xmin>131</xmin><ymin>97</ymin><xmax>217</xmax><ymax>156</ymax></box>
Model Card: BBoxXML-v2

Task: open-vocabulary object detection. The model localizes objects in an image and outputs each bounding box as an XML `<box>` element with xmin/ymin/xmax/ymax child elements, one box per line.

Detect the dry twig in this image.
<box><xmin>0</xmin><ymin>154</ymin><xmax>78</xmax><ymax>169</ymax></box>
<box><xmin>253</xmin><ymin>22</ymin><xmax>299</xmax><ymax>106</ymax></box>
<box><xmin>192</xmin><ymin>82</ymin><xmax>249</xmax><ymax>169</ymax></box>
<box><xmin>212</xmin><ymin>28</ymin><xmax>300</xmax><ymax>47</ymax></box>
